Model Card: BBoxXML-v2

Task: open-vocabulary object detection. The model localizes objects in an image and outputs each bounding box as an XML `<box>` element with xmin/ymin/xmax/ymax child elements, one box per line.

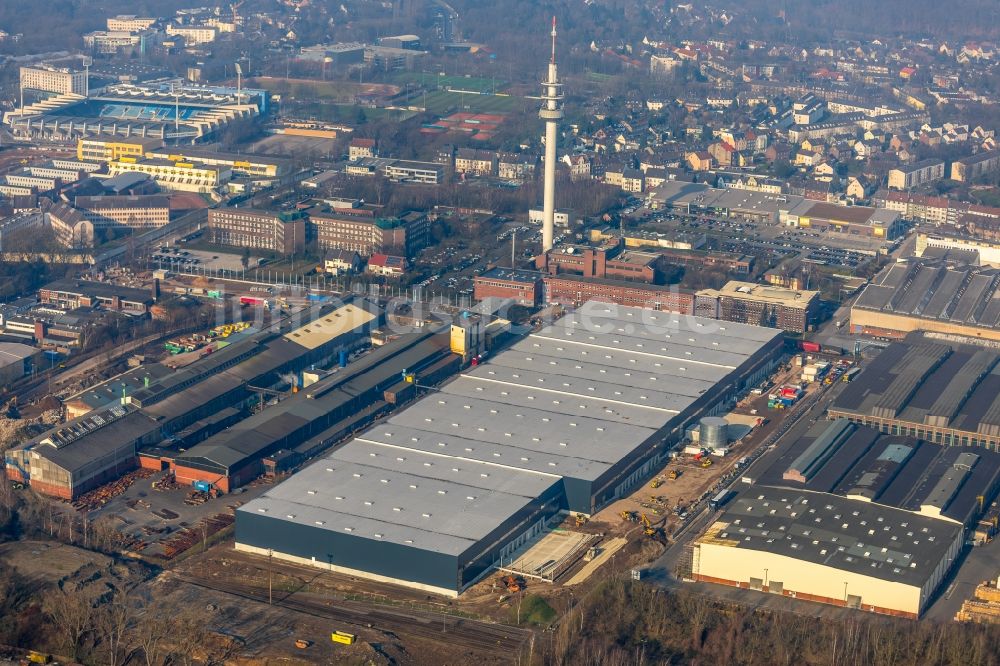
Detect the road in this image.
<box><xmin>642</xmin><ymin>378</ymin><xmax>848</xmax><ymax>596</ymax></box>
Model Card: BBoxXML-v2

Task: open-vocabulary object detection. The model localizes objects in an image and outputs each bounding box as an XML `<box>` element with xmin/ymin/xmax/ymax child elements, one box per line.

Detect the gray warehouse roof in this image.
<box><xmin>706</xmin><ymin>488</ymin><xmax>962</xmax><ymax>587</ymax></box>
<box><xmin>830</xmin><ymin>337</ymin><xmax>1000</xmax><ymax>435</ymax></box>
<box><xmin>853</xmin><ymin>260</ymin><xmax>1000</xmax><ymax>332</ymax></box>
<box><xmin>241</xmin><ymin>305</ymin><xmax>783</xmax><ymax>555</ymax></box>
<box><xmin>239</xmin><ymin>442</ymin><xmax>559</xmax><ymax>556</ymax></box>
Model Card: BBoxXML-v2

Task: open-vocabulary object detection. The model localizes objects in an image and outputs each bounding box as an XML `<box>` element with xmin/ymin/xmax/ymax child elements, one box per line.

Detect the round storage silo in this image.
<box><xmin>699</xmin><ymin>417</ymin><xmax>729</xmax><ymax>450</ymax></box>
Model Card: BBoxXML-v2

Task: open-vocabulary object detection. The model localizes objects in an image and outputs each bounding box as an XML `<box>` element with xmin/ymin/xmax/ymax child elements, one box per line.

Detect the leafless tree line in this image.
<box><xmin>534</xmin><ymin>580</ymin><xmax>1000</xmax><ymax>666</ymax></box>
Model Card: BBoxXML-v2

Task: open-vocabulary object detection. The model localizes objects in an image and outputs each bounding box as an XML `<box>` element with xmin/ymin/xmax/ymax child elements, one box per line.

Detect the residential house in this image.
<box><xmin>324</xmin><ymin>249</ymin><xmax>363</xmax><ymax>275</ymax></box>
<box><xmin>348</xmin><ymin>138</ymin><xmax>376</xmax><ymax>161</ymax></box>
<box><xmin>846</xmin><ymin>175</ymin><xmax>874</xmax><ymax>201</ymax></box>
<box><xmin>621</xmin><ymin>168</ymin><xmax>645</xmax><ymax>193</ymax></box>
<box><xmin>366</xmin><ymin>254</ymin><xmax>406</xmax><ymax>276</ymax></box>
<box><xmin>497</xmin><ymin>153</ymin><xmax>538</xmax><ymax>181</ymax></box>
<box><xmin>686</xmin><ymin>151</ymin><xmax>713</xmax><ymax>172</ymax></box>
<box><xmin>563</xmin><ymin>154</ymin><xmax>592</xmax><ymax>181</ymax></box>
<box><xmin>454</xmin><ymin>149</ymin><xmax>496</xmax><ymax>177</ymax></box>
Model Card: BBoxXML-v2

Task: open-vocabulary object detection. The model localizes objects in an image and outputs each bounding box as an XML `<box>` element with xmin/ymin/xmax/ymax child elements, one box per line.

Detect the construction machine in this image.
<box><xmin>575</xmin><ymin>513</ymin><xmax>588</xmax><ymax>527</ymax></box>
<box><xmin>668</xmin><ymin>469</ymin><xmax>678</xmax><ymax>480</ymax></box>
<box><xmin>501</xmin><ymin>574</ymin><xmax>525</xmax><ymax>593</ymax></box>
<box><xmin>701</xmin><ymin>458</ymin><xmax>713</xmax><ymax>468</ymax></box>
<box><xmin>650</xmin><ymin>477</ymin><xmax>663</xmax><ymax>489</ymax></box>
<box><xmin>620</xmin><ymin>510</ymin><xmax>638</xmax><ymax>522</ymax></box>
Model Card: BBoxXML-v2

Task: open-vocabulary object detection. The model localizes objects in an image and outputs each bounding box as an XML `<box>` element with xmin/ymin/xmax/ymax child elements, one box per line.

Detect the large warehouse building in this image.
<box><xmin>692</xmin><ymin>419</ymin><xmax>1000</xmax><ymax>618</ymax></box>
<box><xmin>850</xmin><ymin>258</ymin><xmax>1000</xmax><ymax>341</ymax></box>
<box><xmin>828</xmin><ymin>335</ymin><xmax>1000</xmax><ymax>450</ymax></box>
<box><xmin>236</xmin><ymin>304</ymin><xmax>784</xmax><ymax>596</ymax></box>
<box><xmin>693</xmin><ymin>419</ymin><xmax>1000</xmax><ymax>618</ymax></box>
<box><xmin>6</xmin><ymin>301</ymin><xmax>380</xmax><ymax>499</ymax></box>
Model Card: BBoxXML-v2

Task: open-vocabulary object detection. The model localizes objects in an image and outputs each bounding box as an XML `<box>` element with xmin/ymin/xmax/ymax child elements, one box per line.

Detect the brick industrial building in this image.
<box><xmin>473</xmin><ymin>268</ymin><xmax>544</xmax><ymax>306</ymax></box>
<box><xmin>39</xmin><ymin>279</ymin><xmax>155</xmax><ymax>315</ymax></box>
<box><xmin>827</xmin><ymin>336</ymin><xmax>1000</xmax><ymax>451</ymax></box>
<box><xmin>535</xmin><ymin>241</ymin><xmax>666</xmax><ymax>284</ymax></box>
<box><xmin>543</xmin><ymin>274</ymin><xmax>695</xmax><ymax>312</ymax></box>
<box><xmin>208</xmin><ymin>208</ymin><xmax>306</xmax><ymax>255</ymax></box>
<box><xmin>850</xmin><ymin>258</ymin><xmax>1000</xmax><ymax>341</ymax></box>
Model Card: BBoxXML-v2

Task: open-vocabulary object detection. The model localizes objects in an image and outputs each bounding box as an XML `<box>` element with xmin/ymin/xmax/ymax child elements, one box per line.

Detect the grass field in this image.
<box><xmin>585</xmin><ymin>70</ymin><xmax>616</xmax><ymax>83</ymax></box>
<box><xmin>390</xmin><ymin>72</ymin><xmax>508</xmax><ymax>93</ymax></box>
<box><xmin>288</xmin><ymin>101</ymin><xmax>417</xmax><ymax>123</ymax></box>
<box><xmin>250</xmin><ymin>77</ymin><xmax>400</xmax><ymax>103</ymax></box>
<box><xmin>420</xmin><ymin>90</ymin><xmax>521</xmax><ymax>114</ymax></box>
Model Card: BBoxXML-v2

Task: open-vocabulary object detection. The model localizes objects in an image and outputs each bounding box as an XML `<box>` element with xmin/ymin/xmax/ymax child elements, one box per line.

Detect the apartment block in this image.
<box><xmin>20</xmin><ymin>65</ymin><xmax>87</xmax><ymax>95</ymax></box>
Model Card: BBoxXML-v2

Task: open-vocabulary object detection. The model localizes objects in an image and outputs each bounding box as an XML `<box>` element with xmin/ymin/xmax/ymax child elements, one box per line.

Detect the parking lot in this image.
<box><xmin>152</xmin><ymin>246</ymin><xmax>261</xmax><ymax>272</ymax></box>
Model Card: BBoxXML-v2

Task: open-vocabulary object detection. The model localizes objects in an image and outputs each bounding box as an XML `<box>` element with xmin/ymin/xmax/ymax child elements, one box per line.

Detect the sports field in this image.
<box><xmin>419</xmin><ymin>90</ymin><xmax>521</xmax><ymax>114</ymax></box>
<box><xmin>391</xmin><ymin>72</ymin><xmax>508</xmax><ymax>93</ymax></box>
<box><xmin>250</xmin><ymin>77</ymin><xmax>400</xmax><ymax>103</ymax></box>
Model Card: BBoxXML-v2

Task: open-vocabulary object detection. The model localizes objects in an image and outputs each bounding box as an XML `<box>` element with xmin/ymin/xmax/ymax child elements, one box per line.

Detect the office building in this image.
<box><xmin>310</xmin><ymin>211</ymin><xmax>428</xmax><ymax>257</ymax></box>
<box><xmin>208</xmin><ymin>208</ymin><xmax>306</xmax><ymax>255</ymax></box>
<box><xmin>39</xmin><ymin>279</ymin><xmax>155</xmax><ymax>315</ymax></box>
<box><xmin>108</xmin><ymin>158</ymin><xmax>230</xmax><ymax>193</ymax></box>
<box><xmin>77</xmin><ymin>137</ymin><xmax>163</xmax><ymax>162</ymax></box>
<box><xmin>74</xmin><ymin>195</ymin><xmax>170</xmax><ymax>231</ymax></box>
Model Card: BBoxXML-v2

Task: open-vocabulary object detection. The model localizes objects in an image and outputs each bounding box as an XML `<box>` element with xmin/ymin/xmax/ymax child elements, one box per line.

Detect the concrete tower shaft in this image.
<box><xmin>539</xmin><ymin>16</ymin><xmax>563</xmax><ymax>253</ymax></box>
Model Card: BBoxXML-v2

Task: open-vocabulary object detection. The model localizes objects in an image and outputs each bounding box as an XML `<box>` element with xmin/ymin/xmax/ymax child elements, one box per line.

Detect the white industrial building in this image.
<box><xmin>692</xmin><ymin>418</ymin><xmax>1000</xmax><ymax>618</ymax></box>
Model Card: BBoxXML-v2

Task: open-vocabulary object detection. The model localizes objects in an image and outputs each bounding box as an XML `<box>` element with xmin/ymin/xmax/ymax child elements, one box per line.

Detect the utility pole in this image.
<box><xmin>268</xmin><ymin>548</ymin><xmax>273</xmax><ymax>604</ymax></box>
<box><xmin>511</xmin><ymin>228</ymin><xmax>516</xmax><ymax>267</ymax></box>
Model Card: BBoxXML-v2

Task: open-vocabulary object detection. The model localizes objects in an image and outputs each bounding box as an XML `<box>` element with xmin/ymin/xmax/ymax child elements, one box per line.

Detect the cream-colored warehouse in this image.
<box><xmin>693</xmin><ymin>488</ymin><xmax>964</xmax><ymax>618</ymax></box>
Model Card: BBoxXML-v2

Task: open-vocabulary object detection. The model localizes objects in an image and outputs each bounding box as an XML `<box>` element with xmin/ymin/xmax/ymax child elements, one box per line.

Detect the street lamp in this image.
<box><xmin>844</xmin><ymin>581</ymin><xmax>848</xmax><ymax>603</ymax></box>
<box><xmin>763</xmin><ymin>568</ymin><xmax>769</xmax><ymax>589</ymax></box>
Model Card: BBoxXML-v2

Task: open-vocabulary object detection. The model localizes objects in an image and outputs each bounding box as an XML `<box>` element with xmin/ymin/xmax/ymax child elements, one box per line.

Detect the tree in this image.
<box><xmin>43</xmin><ymin>587</ymin><xmax>94</xmax><ymax>661</ymax></box>
<box><xmin>241</xmin><ymin>248</ymin><xmax>251</xmax><ymax>271</ymax></box>
<box><xmin>95</xmin><ymin>585</ymin><xmax>137</xmax><ymax>666</ymax></box>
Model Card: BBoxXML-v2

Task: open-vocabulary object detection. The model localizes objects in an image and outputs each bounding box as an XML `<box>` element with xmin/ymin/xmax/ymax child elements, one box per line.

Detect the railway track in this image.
<box><xmin>177</xmin><ymin>574</ymin><xmax>532</xmax><ymax>659</ymax></box>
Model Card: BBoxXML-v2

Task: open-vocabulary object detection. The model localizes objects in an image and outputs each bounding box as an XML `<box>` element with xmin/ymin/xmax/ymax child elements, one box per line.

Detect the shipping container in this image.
<box><xmin>800</xmin><ymin>341</ymin><xmax>821</xmax><ymax>353</ymax></box>
<box><xmin>842</xmin><ymin>367</ymin><xmax>861</xmax><ymax>382</ymax></box>
<box><xmin>331</xmin><ymin>631</ymin><xmax>356</xmax><ymax>645</ymax></box>
<box><xmin>240</xmin><ymin>296</ymin><xmax>271</xmax><ymax>309</ymax></box>
<box><xmin>193</xmin><ymin>480</ymin><xmax>211</xmax><ymax>492</ymax></box>
<box><xmin>709</xmin><ymin>489</ymin><xmax>735</xmax><ymax>510</ymax></box>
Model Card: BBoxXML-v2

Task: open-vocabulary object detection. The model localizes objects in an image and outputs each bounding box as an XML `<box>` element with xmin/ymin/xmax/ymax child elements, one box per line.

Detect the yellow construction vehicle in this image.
<box><xmin>574</xmin><ymin>513</ymin><xmax>588</xmax><ymax>527</ymax></box>
<box><xmin>650</xmin><ymin>477</ymin><xmax>663</xmax><ymax>489</ymax></box>
<box><xmin>668</xmin><ymin>469</ymin><xmax>678</xmax><ymax>480</ymax></box>
<box><xmin>701</xmin><ymin>458</ymin><xmax>713</xmax><ymax>468</ymax></box>
<box><xmin>620</xmin><ymin>510</ymin><xmax>638</xmax><ymax>522</ymax></box>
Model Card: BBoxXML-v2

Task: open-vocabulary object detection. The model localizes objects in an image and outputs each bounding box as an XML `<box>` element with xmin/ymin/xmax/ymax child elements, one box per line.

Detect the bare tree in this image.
<box><xmin>95</xmin><ymin>585</ymin><xmax>138</xmax><ymax>666</ymax></box>
<box><xmin>131</xmin><ymin>599</ymin><xmax>174</xmax><ymax>666</ymax></box>
<box><xmin>43</xmin><ymin>586</ymin><xmax>94</xmax><ymax>661</ymax></box>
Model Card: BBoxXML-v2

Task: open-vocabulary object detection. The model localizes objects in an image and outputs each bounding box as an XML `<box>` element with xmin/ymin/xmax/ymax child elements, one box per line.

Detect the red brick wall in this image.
<box><xmin>172</xmin><ymin>464</ymin><xmax>231</xmax><ymax>493</ymax></box>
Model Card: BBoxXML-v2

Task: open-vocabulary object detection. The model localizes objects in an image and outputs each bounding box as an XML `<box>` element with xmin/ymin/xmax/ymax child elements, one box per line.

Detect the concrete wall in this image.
<box><xmin>236</xmin><ymin>510</ymin><xmax>461</xmax><ymax>596</ymax></box>
<box><xmin>850</xmin><ymin>308</ymin><xmax>1000</xmax><ymax>342</ymax></box>
<box><xmin>695</xmin><ymin>541</ymin><xmax>922</xmax><ymax>617</ymax></box>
